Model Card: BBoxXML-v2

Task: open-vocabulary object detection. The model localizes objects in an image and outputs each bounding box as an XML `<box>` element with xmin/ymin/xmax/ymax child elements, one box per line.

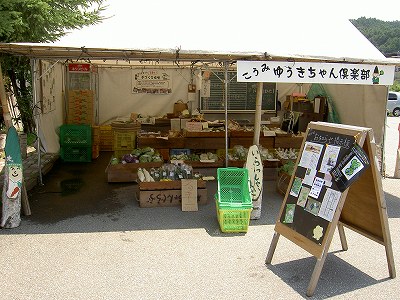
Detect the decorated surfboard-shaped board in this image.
<box><xmin>245</xmin><ymin>145</ymin><xmax>263</xmax><ymax>219</ymax></box>
<box><xmin>1</xmin><ymin>126</ymin><xmax>23</xmax><ymax>228</ymax></box>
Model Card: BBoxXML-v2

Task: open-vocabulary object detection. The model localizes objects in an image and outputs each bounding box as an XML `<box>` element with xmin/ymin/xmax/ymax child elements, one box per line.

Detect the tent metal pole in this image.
<box><xmin>224</xmin><ymin>61</ymin><xmax>229</xmax><ymax>167</ymax></box>
<box><xmin>31</xmin><ymin>58</ymin><xmax>43</xmax><ymax>185</ymax></box>
<box><xmin>253</xmin><ymin>82</ymin><xmax>263</xmax><ymax>145</ymax></box>
<box><xmin>382</xmin><ymin>86</ymin><xmax>389</xmax><ymax>177</ymax></box>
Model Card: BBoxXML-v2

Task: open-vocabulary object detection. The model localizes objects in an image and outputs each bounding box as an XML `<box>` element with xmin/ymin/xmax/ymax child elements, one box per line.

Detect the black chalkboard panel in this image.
<box><xmin>279</xmin><ymin>129</ymin><xmax>356</xmax><ymax>245</ymax></box>
<box><xmin>200</xmin><ymin>71</ymin><xmax>276</xmax><ymax>112</ymax></box>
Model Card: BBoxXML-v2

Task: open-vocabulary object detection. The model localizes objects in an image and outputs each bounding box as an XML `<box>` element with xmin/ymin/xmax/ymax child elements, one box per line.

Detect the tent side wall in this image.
<box><xmin>324</xmin><ymin>84</ymin><xmax>387</xmax><ymax>146</ymax></box>
<box><xmin>98</xmin><ymin>68</ymin><xmax>192</xmax><ymax>123</ymax></box>
<box><xmin>37</xmin><ymin>63</ymin><xmax>389</xmax><ymax>162</ymax></box>
<box><xmin>36</xmin><ymin>60</ymin><xmax>64</xmax><ymax>153</ymax></box>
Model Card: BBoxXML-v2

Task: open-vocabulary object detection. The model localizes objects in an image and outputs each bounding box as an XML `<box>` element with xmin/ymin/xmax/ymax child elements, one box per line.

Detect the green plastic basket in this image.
<box><xmin>60</xmin><ymin>145</ymin><xmax>92</xmax><ymax>162</ymax></box>
<box><xmin>216</xmin><ymin>167</ymin><xmax>252</xmax><ymax>209</ymax></box>
<box><xmin>60</xmin><ymin>124</ymin><xmax>92</xmax><ymax>146</ymax></box>
<box><xmin>216</xmin><ymin>200</ymin><xmax>251</xmax><ymax>233</ymax></box>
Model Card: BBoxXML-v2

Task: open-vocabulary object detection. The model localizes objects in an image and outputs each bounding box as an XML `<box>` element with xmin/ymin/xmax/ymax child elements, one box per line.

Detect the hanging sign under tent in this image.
<box><xmin>237</xmin><ymin>61</ymin><xmax>395</xmax><ymax>85</ymax></box>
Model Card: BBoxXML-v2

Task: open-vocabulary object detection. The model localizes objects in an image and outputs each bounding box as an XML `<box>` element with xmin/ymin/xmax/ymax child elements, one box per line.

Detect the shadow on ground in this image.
<box><xmin>266</xmin><ymin>250</ymin><xmax>391</xmax><ymax>299</ymax></box>
<box><xmin>2</xmin><ymin>152</ymin><xmax>283</xmax><ymax>235</ymax></box>
<box><xmin>384</xmin><ymin>190</ymin><xmax>400</xmax><ymax>218</ymax></box>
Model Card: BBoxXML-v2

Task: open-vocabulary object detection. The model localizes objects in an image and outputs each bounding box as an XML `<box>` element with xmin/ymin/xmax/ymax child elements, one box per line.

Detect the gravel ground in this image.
<box><xmin>0</xmin><ymin>118</ymin><xmax>399</xmax><ymax>300</ymax></box>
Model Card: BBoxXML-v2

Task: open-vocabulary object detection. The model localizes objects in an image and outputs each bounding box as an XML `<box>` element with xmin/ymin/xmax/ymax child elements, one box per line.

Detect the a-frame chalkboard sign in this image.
<box><xmin>266</xmin><ymin>122</ymin><xmax>396</xmax><ymax>297</ymax></box>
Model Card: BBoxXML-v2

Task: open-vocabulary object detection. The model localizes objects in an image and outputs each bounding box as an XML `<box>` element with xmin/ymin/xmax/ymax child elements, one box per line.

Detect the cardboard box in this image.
<box><xmin>171</xmin><ymin>118</ymin><xmax>181</xmax><ymax>131</ymax></box>
<box><xmin>186</xmin><ymin>122</ymin><xmax>206</xmax><ymax>132</ymax></box>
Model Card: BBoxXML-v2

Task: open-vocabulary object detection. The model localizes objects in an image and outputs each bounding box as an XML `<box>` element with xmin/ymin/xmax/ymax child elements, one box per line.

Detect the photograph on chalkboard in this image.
<box><xmin>320</xmin><ymin>144</ymin><xmax>341</xmax><ymax>174</ymax></box>
<box><xmin>298</xmin><ymin>142</ymin><xmax>324</xmax><ymax>170</ymax></box>
<box><xmin>303</xmin><ymin>168</ymin><xmax>317</xmax><ymax>186</ymax></box>
<box><xmin>305</xmin><ymin>198</ymin><xmax>321</xmax><ymax>216</ymax></box>
<box><xmin>330</xmin><ymin>142</ymin><xmax>370</xmax><ymax>192</ymax></box>
<box><xmin>297</xmin><ymin>186</ymin><xmax>310</xmax><ymax>207</ymax></box>
<box><xmin>283</xmin><ymin>204</ymin><xmax>296</xmax><ymax>223</ymax></box>
<box><xmin>289</xmin><ymin>177</ymin><xmax>303</xmax><ymax>197</ymax></box>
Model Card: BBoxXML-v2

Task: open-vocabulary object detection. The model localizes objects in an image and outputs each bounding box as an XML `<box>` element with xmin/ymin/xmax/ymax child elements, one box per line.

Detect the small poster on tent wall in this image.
<box><xmin>40</xmin><ymin>60</ymin><xmax>57</xmax><ymax>114</ymax></box>
<box><xmin>132</xmin><ymin>69</ymin><xmax>172</xmax><ymax>94</ymax></box>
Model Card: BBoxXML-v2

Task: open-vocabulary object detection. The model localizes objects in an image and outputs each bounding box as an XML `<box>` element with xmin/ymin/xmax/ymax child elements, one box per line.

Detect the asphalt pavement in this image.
<box><xmin>0</xmin><ymin>118</ymin><xmax>399</xmax><ymax>300</ymax></box>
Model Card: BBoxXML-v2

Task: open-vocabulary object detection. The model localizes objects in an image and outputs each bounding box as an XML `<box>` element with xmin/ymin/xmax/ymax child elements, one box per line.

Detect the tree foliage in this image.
<box><xmin>350</xmin><ymin>17</ymin><xmax>400</xmax><ymax>56</ymax></box>
<box><xmin>0</xmin><ymin>0</ymin><xmax>106</xmax><ymax>132</ymax></box>
<box><xmin>0</xmin><ymin>0</ymin><xmax>106</xmax><ymax>42</ymax></box>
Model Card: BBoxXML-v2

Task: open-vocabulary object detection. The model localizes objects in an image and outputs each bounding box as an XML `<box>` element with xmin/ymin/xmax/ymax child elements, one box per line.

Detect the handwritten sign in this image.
<box><xmin>307</xmin><ymin>129</ymin><xmax>353</xmax><ymax>149</ymax></box>
<box><xmin>139</xmin><ymin>189</ymin><xmax>207</xmax><ymax>208</ymax></box>
<box><xmin>181</xmin><ymin>179</ymin><xmax>198</xmax><ymax>211</ymax></box>
<box><xmin>245</xmin><ymin>145</ymin><xmax>263</xmax><ymax>200</ymax></box>
<box><xmin>132</xmin><ymin>69</ymin><xmax>172</xmax><ymax>94</ymax></box>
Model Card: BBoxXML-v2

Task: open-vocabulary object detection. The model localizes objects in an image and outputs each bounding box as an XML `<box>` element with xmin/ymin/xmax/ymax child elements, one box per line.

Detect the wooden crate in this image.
<box><xmin>183</xmin><ymin>160</ymin><xmax>224</xmax><ymax>168</ymax></box>
<box><xmin>100</xmin><ymin>125</ymin><xmax>113</xmax><ymax>151</ymax></box>
<box><xmin>229</xmin><ymin>130</ymin><xmax>255</xmax><ymax>137</ymax></box>
<box><xmin>138</xmin><ymin>180</ymin><xmax>208</xmax><ymax>208</ymax></box>
<box><xmin>184</xmin><ymin>130</ymin><xmax>226</xmax><ymax>137</ymax></box>
<box><xmin>92</xmin><ymin>126</ymin><xmax>100</xmax><ymax>145</ymax></box>
<box><xmin>229</xmin><ymin>137</ymin><xmax>274</xmax><ymax>148</ymax></box>
<box><xmin>184</xmin><ymin>137</ymin><xmax>226</xmax><ymax>149</ymax></box>
<box><xmin>227</xmin><ymin>160</ymin><xmax>279</xmax><ymax>169</ymax></box>
<box><xmin>107</xmin><ymin>162</ymin><xmax>163</xmax><ymax>182</ymax></box>
<box><xmin>137</xmin><ymin>136</ymin><xmax>185</xmax><ymax>149</ymax></box>
<box><xmin>92</xmin><ymin>144</ymin><xmax>100</xmax><ymax>159</ymax></box>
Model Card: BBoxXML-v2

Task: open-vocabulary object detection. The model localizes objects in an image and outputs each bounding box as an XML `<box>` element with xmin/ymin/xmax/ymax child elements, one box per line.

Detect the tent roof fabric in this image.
<box><xmin>0</xmin><ymin>1</ymin><xmax>399</xmax><ymax>66</ymax></box>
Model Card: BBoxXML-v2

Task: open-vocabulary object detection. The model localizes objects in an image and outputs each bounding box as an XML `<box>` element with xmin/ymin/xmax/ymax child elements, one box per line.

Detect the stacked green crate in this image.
<box><xmin>60</xmin><ymin>124</ymin><xmax>92</xmax><ymax>162</ymax></box>
<box><xmin>215</xmin><ymin>167</ymin><xmax>253</xmax><ymax>233</ymax></box>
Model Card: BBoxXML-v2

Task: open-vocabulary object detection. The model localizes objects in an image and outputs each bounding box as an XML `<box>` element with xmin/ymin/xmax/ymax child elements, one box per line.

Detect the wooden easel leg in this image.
<box><xmin>265</xmin><ymin>232</ymin><xmax>280</xmax><ymax>265</ymax></box>
<box><xmin>306</xmin><ymin>253</ymin><xmax>328</xmax><ymax>297</ymax></box>
<box><xmin>385</xmin><ymin>242</ymin><xmax>396</xmax><ymax>278</ymax></box>
<box><xmin>337</xmin><ymin>223</ymin><xmax>348</xmax><ymax>251</ymax></box>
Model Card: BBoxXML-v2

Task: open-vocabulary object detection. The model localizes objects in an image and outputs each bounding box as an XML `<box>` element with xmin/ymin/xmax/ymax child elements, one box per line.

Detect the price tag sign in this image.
<box><xmin>181</xmin><ymin>179</ymin><xmax>198</xmax><ymax>211</ymax></box>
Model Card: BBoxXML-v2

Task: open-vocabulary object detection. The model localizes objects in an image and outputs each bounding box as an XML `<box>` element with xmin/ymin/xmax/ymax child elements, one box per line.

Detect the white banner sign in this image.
<box><xmin>132</xmin><ymin>69</ymin><xmax>172</xmax><ymax>94</ymax></box>
<box><xmin>237</xmin><ymin>61</ymin><xmax>395</xmax><ymax>85</ymax></box>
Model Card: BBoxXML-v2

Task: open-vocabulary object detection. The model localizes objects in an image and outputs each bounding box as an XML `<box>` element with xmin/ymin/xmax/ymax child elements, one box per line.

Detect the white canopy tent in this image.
<box><xmin>0</xmin><ymin>0</ymin><xmax>399</xmax><ymax>174</ymax></box>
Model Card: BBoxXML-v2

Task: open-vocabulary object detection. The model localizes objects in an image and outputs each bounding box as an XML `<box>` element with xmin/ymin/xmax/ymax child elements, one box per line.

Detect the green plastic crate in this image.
<box><xmin>60</xmin><ymin>124</ymin><xmax>92</xmax><ymax>146</ymax></box>
<box><xmin>216</xmin><ymin>200</ymin><xmax>252</xmax><ymax>233</ymax></box>
<box><xmin>216</xmin><ymin>167</ymin><xmax>252</xmax><ymax>209</ymax></box>
<box><xmin>61</xmin><ymin>145</ymin><xmax>92</xmax><ymax>162</ymax></box>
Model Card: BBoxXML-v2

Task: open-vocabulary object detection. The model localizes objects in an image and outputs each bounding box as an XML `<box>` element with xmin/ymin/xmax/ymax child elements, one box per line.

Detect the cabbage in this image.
<box><xmin>139</xmin><ymin>154</ymin><xmax>152</xmax><ymax>163</ymax></box>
